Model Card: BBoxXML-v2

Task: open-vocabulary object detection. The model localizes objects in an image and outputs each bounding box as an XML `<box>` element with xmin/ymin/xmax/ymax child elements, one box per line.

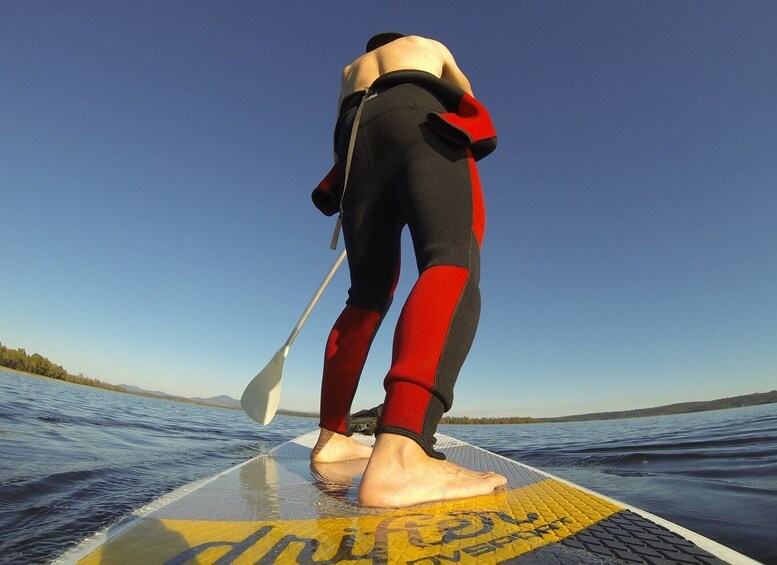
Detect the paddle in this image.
<box><xmin>241</xmin><ymin>249</ymin><xmax>348</xmax><ymax>424</ymax></box>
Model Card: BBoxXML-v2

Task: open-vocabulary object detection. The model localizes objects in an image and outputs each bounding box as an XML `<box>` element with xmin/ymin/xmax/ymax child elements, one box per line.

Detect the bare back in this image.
<box><xmin>340</xmin><ymin>36</ymin><xmax>472</xmax><ymax>107</ymax></box>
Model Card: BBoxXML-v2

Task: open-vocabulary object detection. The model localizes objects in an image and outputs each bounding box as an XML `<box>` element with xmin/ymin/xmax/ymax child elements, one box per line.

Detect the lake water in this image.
<box><xmin>1</xmin><ymin>368</ymin><xmax>775</xmax><ymax>564</ymax></box>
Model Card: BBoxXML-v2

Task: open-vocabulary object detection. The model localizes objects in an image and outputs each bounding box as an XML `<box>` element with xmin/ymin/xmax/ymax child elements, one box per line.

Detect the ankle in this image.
<box><xmin>371</xmin><ymin>433</ymin><xmax>427</xmax><ymax>463</ymax></box>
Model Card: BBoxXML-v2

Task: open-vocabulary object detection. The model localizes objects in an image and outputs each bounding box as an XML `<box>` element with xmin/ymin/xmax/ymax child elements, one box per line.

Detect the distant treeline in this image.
<box><xmin>0</xmin><ymin>342</ymin><xmax>126</xmax><ymax>392</ymax></box>
<box><xmin>441</xmin><ymin>416</ymin><xmax>542</xmax><ymax>425</ymax></box>
<box><xmin>0</xmin><ymin>342</ymin><xmax>241</xmax><ymax>410</ymax></box>
<box><xmin>538</xmin><ymin>390</ymin><xmax>777</xmax><ymax>423</ymax></box>
<box><xmin>276</xmin><ymin>409</ymin><xmax>318</xmax><ymax>419</ymax></box>
<box><xmin>441</xmin><ymin>390</ymin><xmax>777</xmax><ymax>425</ymax></box>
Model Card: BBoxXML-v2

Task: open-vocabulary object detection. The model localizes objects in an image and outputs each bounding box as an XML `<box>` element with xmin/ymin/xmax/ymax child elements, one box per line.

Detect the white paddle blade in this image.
<box><xmin>240</xmin><ymin>347</ymin><xmax>288</xmax><ymax>425</ymax></box>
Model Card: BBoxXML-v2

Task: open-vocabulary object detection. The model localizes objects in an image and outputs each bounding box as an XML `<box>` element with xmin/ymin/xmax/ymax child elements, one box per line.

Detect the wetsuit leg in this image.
<box><xmin>377</xmin><ymin>112</ymin><xmax>486</xmax><ymax>458</ymax></box>
<box><xmin>318</xmin><ymin>104</ymin><xmax>403</xmax><ymax>435</ymax></box>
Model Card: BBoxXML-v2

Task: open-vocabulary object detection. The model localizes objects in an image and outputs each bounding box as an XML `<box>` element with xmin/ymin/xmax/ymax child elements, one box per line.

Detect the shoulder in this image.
<box><xmin>341</xmin><ymin>55</ymin><xmax>361</xmax><ymax>79</ymax></box>
<box><xmin>408</xmin><ymin>36</ymin><xmax>453</xmax><ymax>53</ymax></box>
<box><xmin>403</xmin><ymin>35</ymin><xmax>451</xmax><ymax>54</ymax></box>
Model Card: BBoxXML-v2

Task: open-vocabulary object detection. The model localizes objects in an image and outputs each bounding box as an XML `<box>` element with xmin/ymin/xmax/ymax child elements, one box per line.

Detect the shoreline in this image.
<box><xmin>3</xmin><ymin>365</ymin><xmax>775</xmax><ymax>424</ymax></box>
<box><xmin>0</xmin><ymin>365</ymin><xmax>320</xmax><ymax>418</ymax></box>
<box><xmin>0</xmin><ymin>366</ymin><xmax>245</xmax><ymax>412</ymax></box>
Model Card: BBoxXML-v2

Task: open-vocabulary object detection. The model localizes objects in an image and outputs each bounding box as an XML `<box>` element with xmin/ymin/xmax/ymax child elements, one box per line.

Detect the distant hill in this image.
<box><xmin>120</xmin><ymin>385</ymin><xmax>242</xmax><ymax>409</ymax></box>
<box><xmin>118</xmin><ymin>386</ymin><xmax>315</xmax><ymax>416</ymax></box>
<box><xmin>190</xmin><ymin>394</ymin><xmax>241</xmax><ymax>409</ymax></box>
<box><xmin>120</xmin><ymin>384</ymin><xmax>174</xmax><ymax>398</ymax></box>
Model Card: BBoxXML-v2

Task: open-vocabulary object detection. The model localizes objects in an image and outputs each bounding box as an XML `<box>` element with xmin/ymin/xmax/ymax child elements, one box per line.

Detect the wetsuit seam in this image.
<box><xmin>419</xmin><ymin>394</ymin><xmax>432</xmax><ymax>453</ymax></box>
<box><xmin>431</xmin><ymin>268</ymin><xmax>472</xmax><ymax>409</ymax></box>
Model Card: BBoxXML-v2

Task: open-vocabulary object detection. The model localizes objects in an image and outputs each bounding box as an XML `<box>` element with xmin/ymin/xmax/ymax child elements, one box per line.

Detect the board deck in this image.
<box><xmin>57</xmin><ymin>431</ymin><xmax>757</xmax><ymax>564</ymax></box>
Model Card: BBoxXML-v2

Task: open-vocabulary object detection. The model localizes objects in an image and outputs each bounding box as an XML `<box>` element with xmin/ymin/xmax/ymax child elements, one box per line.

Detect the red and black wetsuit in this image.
<box><xmin>312</xmin><ymin>70</ymin><xmax>497</xmax><ymax>458</ymax></box>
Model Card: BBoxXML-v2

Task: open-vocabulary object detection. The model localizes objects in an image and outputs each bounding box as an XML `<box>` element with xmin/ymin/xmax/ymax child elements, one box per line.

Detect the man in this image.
<box><xmin>310</xmin><ymin>33</ymin><xmax>506</xmax><ymax>507</ymax></box>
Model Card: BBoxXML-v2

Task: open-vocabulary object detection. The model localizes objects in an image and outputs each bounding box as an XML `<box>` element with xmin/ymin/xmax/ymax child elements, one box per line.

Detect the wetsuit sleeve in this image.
<box><xmin>426</xmin><ymin>92</ymin><xmax>497</xmax><ymax>161</ymax></box>
<box><xmin>312</xmin><ymin>164</ymin><xmax>339</xmax><ymax>216</ymax></box>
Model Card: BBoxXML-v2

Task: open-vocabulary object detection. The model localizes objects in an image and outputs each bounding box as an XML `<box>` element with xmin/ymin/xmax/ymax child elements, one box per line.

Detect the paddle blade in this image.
<box><xmin>240</xmin><ymin>347</ymin><xmax>287</xmax><ymax>425</ymax></box>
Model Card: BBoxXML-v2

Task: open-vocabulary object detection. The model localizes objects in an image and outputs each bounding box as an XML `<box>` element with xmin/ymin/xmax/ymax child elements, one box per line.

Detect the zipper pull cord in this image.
<box><xmin>329</xmin><ymin>214</ymin><xmax>343</xmax><ymax>250</ymax></box>
<box><xmin>330</xmin><ymin>89</ymin><xmax>370</xmax><ymax>250</ymax></box>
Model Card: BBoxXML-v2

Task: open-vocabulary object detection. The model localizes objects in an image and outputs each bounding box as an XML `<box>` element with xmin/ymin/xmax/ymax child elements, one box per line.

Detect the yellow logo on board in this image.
<box><xmin>80</xmin><ymin>480</ymin><xmax>622</xmax><ymax>564</ymax></box>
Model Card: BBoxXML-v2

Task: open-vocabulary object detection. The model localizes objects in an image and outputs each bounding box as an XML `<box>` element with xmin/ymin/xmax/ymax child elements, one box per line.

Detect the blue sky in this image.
<box><xmin>2</xmin><ymin>2</ymin><xmax>775</xmax><ymax>418</ymax></box>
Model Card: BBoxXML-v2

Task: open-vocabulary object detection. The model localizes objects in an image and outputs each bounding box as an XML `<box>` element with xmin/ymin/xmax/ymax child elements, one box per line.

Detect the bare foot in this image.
<box><xmin>358</xmin><ymin>433</ymin><xmax>507</xmax><ymax>508</ymax></box>
<box><xmin>311</xmin><ymin>428</ymin><xmax>373</xmax><ymax>463</ymax></box>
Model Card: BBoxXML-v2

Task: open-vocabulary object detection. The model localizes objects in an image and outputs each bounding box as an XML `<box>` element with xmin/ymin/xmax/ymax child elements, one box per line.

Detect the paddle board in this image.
<box><xmin>56</xmin><ymin>431</ymin><xmax>758</xmax><ymax>564</ymax></box>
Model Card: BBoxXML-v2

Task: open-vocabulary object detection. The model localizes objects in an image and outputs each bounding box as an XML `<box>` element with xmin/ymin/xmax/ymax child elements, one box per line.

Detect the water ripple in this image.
<box><xmin>2</xmin><ymin>369</ymin><xmax>776</xmax><ymax>563</ymax></box>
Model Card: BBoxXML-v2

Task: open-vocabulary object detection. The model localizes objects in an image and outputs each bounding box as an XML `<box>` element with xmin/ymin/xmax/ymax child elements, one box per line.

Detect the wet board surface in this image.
<box><xmin>57</xmin><ymin>431</ymin><xmax>757</xmax><ymax>564</ymax></box>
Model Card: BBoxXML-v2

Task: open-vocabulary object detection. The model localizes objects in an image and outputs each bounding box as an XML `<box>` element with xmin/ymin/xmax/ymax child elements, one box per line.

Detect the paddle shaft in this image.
<box><xmin>283</xmin><ymin>249</ymin><xmax>347</xmax><ymax>349</ymax></box>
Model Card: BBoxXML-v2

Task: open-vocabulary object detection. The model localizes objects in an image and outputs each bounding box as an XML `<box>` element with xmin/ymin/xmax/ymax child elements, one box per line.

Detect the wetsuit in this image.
<box><xmin>312</xmin><ymin>70</ymin><xmax>497</xmax><ymax>458</ymax></box>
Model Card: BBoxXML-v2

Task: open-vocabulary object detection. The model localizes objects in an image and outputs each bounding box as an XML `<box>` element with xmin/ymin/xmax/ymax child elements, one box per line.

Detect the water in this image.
<box><xmin>1</xmin><ymin>369</ymin><xmax>775</xmax><ymax>564</ymax></box>
<box><xmin>443</xmin><ymin>416</ymin><xmax>777</xmax><ymax>564</ymax></box>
